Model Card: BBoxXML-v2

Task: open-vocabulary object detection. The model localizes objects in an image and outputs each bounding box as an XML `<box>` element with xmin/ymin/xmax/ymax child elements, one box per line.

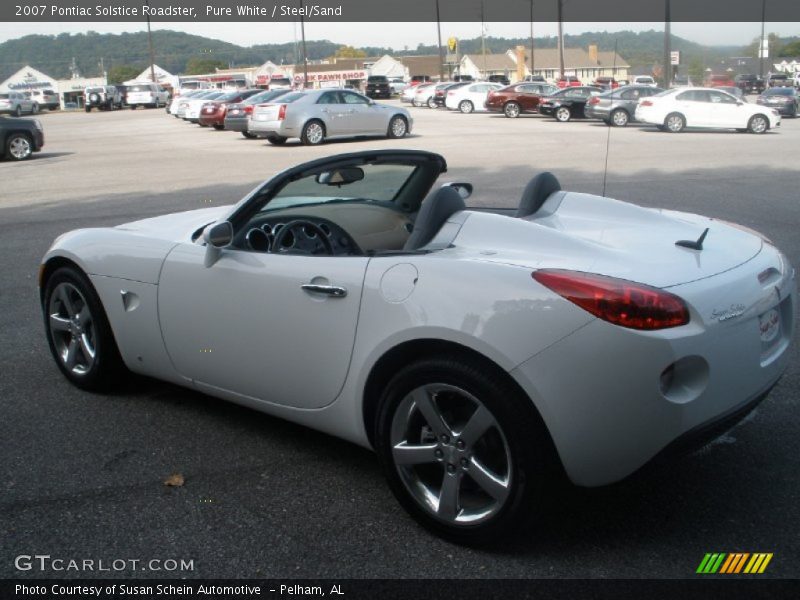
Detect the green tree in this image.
<box><xmin>107</xmin><ymin>64</ymin><xmax>141</xmax><ymax>84</ymax></box>
<box><xmin>778</xmin><ymin>40</ymin><xmax>800</xmax><ymax>57</ymax></box>
<box><xmin>688</xmin><ymin>57</ymin><xmax>705</xmax><ymax>83</ymax></box>
<box><xmin>333</xmin><ymin>45</ymin><xmax>367</xmax><ymax>59</ymax></box>
<box><xmin>184</xmin><ymin>56</ymin><xmax>227</xmax><ymax>75</ymax></box>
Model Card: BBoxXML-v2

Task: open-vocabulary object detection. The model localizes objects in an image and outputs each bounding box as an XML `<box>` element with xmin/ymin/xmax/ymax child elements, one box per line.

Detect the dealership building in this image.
<box><xmin>0</xmin><ymin>65</ymin><xmax>106</xmax><ymax>108</ymax></box>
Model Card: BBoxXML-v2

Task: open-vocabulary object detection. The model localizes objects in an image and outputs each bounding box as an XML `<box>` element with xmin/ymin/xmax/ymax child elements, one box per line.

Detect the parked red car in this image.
<box><xmin>198</xmin><ymin>89</ymin><xmax>262</xmax><ymax>129</ymax></box>
<box><xmin>707</xmin><ymin>74</ymin><xmax>735</xmax><ymax>88</ymax></box>
<box><xmin>593</xmin><ymin>77</ymin><xmax>620</xmax><ymax>90</ymax></box>
<box><xmin>557</xmin><ymin>76</ymin><xmax>582</xmax><ymax>88</ymax></box>
<box><xmin>484</xmin><ymin>82</ymin><xmax>558</xmax><ymax>118</ymax></box>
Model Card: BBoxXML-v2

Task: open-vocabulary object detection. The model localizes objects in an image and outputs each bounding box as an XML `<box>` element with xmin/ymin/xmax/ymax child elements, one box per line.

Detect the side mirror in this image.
<box><xmin>444</xmin><ymin>182</ymin><xmax>473</xmax><ymax>200</ymax></box>
<box><xmin>203</xmin><ymin>221</ymin><xmax>233</xmax><ymax>248</ymax></box>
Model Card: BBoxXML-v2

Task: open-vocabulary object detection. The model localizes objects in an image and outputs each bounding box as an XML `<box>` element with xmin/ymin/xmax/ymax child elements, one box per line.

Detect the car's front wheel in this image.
<box><xmin>31</xmin><ymin>103</ymin><xmax>39</xmax><ymax>115</ymax></box>
<box><xmin>427</xmin><ymin>97</ymin><xmax>437</xmax><ymax>108</ymax></box>
<box><xmin>503</xmin><ymin>102</ymin><xmax>521</xmax><ymax>118</ymax></box>
<box><xmin>14</xmin><ymin>105</ymin><xmax>22</xmax><ymax>117</ymax></box>
<box><xmin>5</xmin><ymin>133</ymin><xmax>33</xmax><ymax>161</ymax></box>
<box><xmin>748</xmin><ymin>114</ymin><xmax>769</xmax><ymax>134</ymax></box>
<box><xmin>375</xmin><ymin>355</ymin><xmax>558</xmax><ymax>543</ymax></box>
<box><xmin>459</xmin><ymin>100</ymin><xmax>474</xmax><ymax>114</ymax></box>
<box><xmin>664</xmin><ymin>112</ymin><xmax>686</xmax><ymax>132</ymax></box>
<box><xmin>555</xmin><ymin>106</ymin><xmax>571</xmax><ymax>122</ymax></box>
<box><xmin>301</xmin><ymin>120</ymin><xmax>325</xmax><ymax>145</ymax></box>
<box><xmin>43</xmin><ymin>266</ymin><xmax>126</xmax><ymax>391</ymax></box>
<box><xmin>387</xmin><ymin>115</ymin><xmax>408</xmax><ymax>138</ymax></box>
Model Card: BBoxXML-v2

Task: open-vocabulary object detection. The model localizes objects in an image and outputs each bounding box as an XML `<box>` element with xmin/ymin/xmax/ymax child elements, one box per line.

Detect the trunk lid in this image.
<box><xmin>454</xmin><ymin>192</ymin><xmax>762</xmax><ymax>288</ymax></box>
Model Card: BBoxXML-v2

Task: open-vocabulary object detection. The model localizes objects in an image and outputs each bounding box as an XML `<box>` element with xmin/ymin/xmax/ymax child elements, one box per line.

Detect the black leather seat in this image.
<box><xmin>516</xmin><ymin>172</ymin><xmax>561</xmax><ymax>218</ymax></box>
<box><xmin>404</xmin><ymin>186</ymin><xmax>465</xmax><ymax>251</ymax></box>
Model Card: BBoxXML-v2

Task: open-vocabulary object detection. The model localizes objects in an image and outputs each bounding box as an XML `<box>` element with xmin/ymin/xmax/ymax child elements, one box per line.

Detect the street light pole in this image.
<box><xmin>557</xmin><ymin>0</ymin><xmax>565</xmax><ymax>78</ymax></box>
<box><xmin>300</xmin><ymin>0</ymin><xmax>308</xmax><ymax>88</ymax></box>
<box><xmin>663</xmin><ymin>0</ymin><xmax>671</xmax><ymax>88</ymax></box>
<box><xmin>529</xmin><ymin>0</ymin><xmax>535</xmax><ymax>75</ymax></box>
<box><xmin>145</xmin><ymin>0</ymin><xmax>156</xmax><ymax>84</ymax></box>
<box><xmin>759</xmin><ymin>0</ymin><xmax>766</xmax><ymax>80</ymax></box>
<box><xmin>481</xmin><ymin>0</ymin><xmax>487</xmax><ymax>78</ymax></box>
<box><xmin>436</xmin><ymin>0</ymin><xmax>445</xmax><ymax>81</ymax></box>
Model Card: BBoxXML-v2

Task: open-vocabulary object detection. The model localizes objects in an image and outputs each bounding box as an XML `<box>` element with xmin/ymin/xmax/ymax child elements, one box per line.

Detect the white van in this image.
<box><xmin>126</xmin><ymin>83</ymin><xmax>170</xmax><ymax>109</ymax></box>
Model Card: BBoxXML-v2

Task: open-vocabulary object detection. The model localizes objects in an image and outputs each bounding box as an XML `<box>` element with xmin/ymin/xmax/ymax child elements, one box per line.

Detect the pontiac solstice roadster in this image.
<box><xmin>40</xmin><ymin>150</ymin><xmax>795</xmax><ymax>542</ymax></box>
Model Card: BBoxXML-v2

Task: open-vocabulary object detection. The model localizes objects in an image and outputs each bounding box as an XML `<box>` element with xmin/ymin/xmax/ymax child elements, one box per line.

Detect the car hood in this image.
<box><xmin>115</xmin><ymin>205</ymin><xmax>232</xmax><ymax>241</ymax></box>
<box><xmin>453</xmin><ymin>192</ymin><xmax>763</xmax><ymax>288</ymax></box>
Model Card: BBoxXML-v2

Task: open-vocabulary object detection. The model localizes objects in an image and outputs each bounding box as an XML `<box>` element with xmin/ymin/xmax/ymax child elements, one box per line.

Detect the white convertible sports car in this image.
<box><xmin>40</xmin><ymin>150</ymin><xmax>795</xmax><ymax>542</ymax></box>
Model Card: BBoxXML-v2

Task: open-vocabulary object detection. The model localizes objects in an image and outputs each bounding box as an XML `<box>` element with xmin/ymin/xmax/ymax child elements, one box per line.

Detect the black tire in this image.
<box><xmin>266</xmin><ymin>134</ymin><xmax>288</xmax><ymax>145</ymax></box>
<box><xmin>503</xmin><ymin>102</ymin><xmax>521</xmax><ymax>118</ymax></box>
<box><xmin>458</xmin><ymin>100</ymin><xmax>474</xmax><ymax>114</ymax></box>
<box><xmin>664</xmin><ymin>112</ymin><xmax>685</xmax><ymax>133</ymax></box>
<box><xmin>387</xmin><ymin>115</ymin><xmax>408</xmax><ymax>138</ymax></box>
<box><xmin>374</xmin><ymin>355</ymin><xmax>559</xmax><ymax>544</ymax></box>
<box><xmin>31</xmin><ymin>103</ymin><xmax>39</xmax><ymax>115</ymax></box>
<box><xmin>427</xmin><ymin>97</ymin><xmax>437</xmax><ymax>109</ymax></box>
<box><xmin>747</xmin><ymin>114</ymin><xmax>769</xmax><ymax>134</ymax></box>
<box><xmin>42</xmin><ymin>266</ymin><xmax>126</xmax><ymax>392</ymax></box>
<box><xmin>85</xmin><ymin>107</ymin><xmax>91</xmax><ymax>113</ymax></box>
<box><xmin>212</xmin><ymin>124</ymin><xmax>225</xmax><ymax>130</ymax></box>
<box><xmin>5</xmin><ymin>132</ymin><xmax>33</xmax><ymax>161</ymax></box>
<box><xmin>554</xmin><ymin>106</ymin><xmax>571</xmax><ymax>122</ymax></box>
<box><xmin>301</xmin><ymin>119</ymin><xmax>325</xmax><ymax>145</ymax></box>
<box><xmin>610</xmin><ymin>108</ymin><xmax>629</xmax><ymax>127</ymax></box>
<box><xmin>241</xmin><ymin>131</ymin><xmax>258</xmax><ymax>139</ymax></box>
<box><xmin>14</xmin><ymin>105</ymin><xmax>22</xmax><ymax>117</ymax></box>
<box><xmin>130</xmin><ymin>105</ymin><xmax>137</xmax><ymax>110</ymax></box>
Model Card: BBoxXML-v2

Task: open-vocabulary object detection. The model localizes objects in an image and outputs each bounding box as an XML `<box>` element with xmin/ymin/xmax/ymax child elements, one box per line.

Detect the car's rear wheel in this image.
<box><xmin>266</xmin><ymin>134</ymin><xmax>288</xmax><ymax>145</ymax></box>
<box><xmin>43</xmin><ymin>266</ymin><xmax>126</xmax><ymax>391</ymax></box>
<box><xmin>375</xmin><ymin>355</ymin><xmax>558</xmax><ymax>544</ymax></box>
<box><xmin>459</xmin><ymin>100</ymin><xmax>474</xmax><ymax>114</ymax></box>
<box><xmin>6</xmin><ymin>133</ymin><xmax>33</xmax><ymax>161</ymax></box>
<box><xmin>241</xmin><ymin>131</ymin><xmax>258</xmax><ymax>139</ymax></box>
<box><xmin>14</xmin><ymin>105</ymin><xmax>22</xmax><ymax>117</ymax></box>
<box><xmin>31</xmin><ymin>103</ymin><xmax>39</xmax><ymax>115</ymax></box>
<box><xmin>610</xmin><ymin>108</ymin><xmax>629</xmax><ymax>127</ymax></box>
<box><xmin>84</xmin><ymin>107</ymin><xmax>91</xmax><ymax>113</ymax></box>
<box><xmin>301</xmin><ymin>120</ymin><xmax>325</xmax><ymax>145</ymax></box>
<box><xmin>555</xmin><ymin>106</ymin><xmax>571</xmax><ymax>122</ymax></box>
<box><xmin>387</xmin><ymin>115</ymin><xmax>408</xmax><ymax>138</ymax></box>
<box><xmin>664</xmin><ymin>112</ymin><xmax>685</xmax><ymax>132</ymax></box>
<box><xmin>212</xmin><ymin>124</ymin><xmax>224</xmax><ymax>130</ymax></box>
<box><xmin>130</xmin><ymin>105</ymin><xmax>137</xmax><ymax>110</ymax></box>
<box><xmin>427</xmin><ymin>97</ymin><xmax>437</xmax><ymax>108</ymax></box>
<box><xmin>504</xmin><ymin>102</ymin><xmax>521</xmax><ymax>118</ymax></box>
<box><xmin>748</xmin><ymin>114</ymin><xmax>769</xmax><ymax>134</ymax></box>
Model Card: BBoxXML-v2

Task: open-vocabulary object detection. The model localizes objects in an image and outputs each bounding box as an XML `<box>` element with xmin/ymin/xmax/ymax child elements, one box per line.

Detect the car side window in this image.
<box><xmin>620</xmin><ymin>89</ymin><xmax>640</xmax><ymax>100</ymax></box>
<box><xmin>708</xmin><ymin>91</ymin><xmax>736</xmax><ymax>104</ymax></box>
<box><xmin>677</xmin><ymin>90</ymin><xmax>704</xmax><ymax>102</ymax></box>
<box><xmin>318</xmin><ymin>92</ymin><xmax>341</xmax><ymax>104</ymax></box>
<box><xmin>342</xmin><ymin>92</ymin><xmax>369</xmax><ymax>104</ymax></box>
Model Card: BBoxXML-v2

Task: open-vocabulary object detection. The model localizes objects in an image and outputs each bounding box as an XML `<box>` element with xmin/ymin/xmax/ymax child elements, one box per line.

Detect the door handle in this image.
<box><xmin>301</xmin><ymin>284</ymin><xmax>348</xmax><ymax>298</ymax></box>
<box><xmin>321</xmin><ymin>108</ymin><xmax>329</xmax><ymax>113</ymax></box>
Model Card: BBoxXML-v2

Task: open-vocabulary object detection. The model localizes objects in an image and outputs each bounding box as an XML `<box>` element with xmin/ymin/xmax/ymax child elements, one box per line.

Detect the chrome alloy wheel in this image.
<box><xmin>8</xmin><ymin>136</ymin><xmax>32</xmax><ymax>160</ymax></box>
<box><xmin>47</xmin><ymin>282</ymin><xmax>97</xmax><ymax>376</ymax></box>
<box><xmin>389</xmin><ymin>383</ymin><xmax>512</xmax><ymax>525</ymax></box>
<box><xmin>666</xmin><ymin>114</ymin><xmax>685</xmax><ymax>132</ymax></box>
<box><xmin>305</xmin><ymin>122</ymin><xmax>324</xmax><ymax>144</ymax></box>
<box><xmin>749</xmin><ymin>115</ymin><xmax>768</xmax><ymax>133</ymax></box>
<box><xmin>390</xmin><ymin>116</ymin><xmax>407</xmax><ymax>137</ymax></box>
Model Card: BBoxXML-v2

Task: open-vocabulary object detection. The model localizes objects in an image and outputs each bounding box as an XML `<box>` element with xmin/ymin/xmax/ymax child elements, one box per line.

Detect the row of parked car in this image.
<box><xmin>166</xmin><ymin>86</ymin><xmax>413</xmax><ymax>145</ymax></box>
<box><xmin>401</xmin><ymin>77</ymin><xmax>795</xmax><ymax>133</ymax></box>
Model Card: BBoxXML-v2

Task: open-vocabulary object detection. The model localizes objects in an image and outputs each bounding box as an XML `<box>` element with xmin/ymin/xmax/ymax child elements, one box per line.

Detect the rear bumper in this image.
<box><xmin>199</xmin><ymin>114</ymin><xmax>224</xmax><ymax>126</ymax></box>
<box><xmin>511</xmin><ymin>248</ymin><xmax>795</xmax><ymax>487</ymax></box>
<box><xmin>224</xmin><ymin>118</ymin><xmax>248</xmax><ymax>132</ymax></box>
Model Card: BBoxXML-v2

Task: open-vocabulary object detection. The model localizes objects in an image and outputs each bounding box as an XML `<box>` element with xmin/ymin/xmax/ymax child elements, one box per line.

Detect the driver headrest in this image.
<box><xmin>404</xmin><ymin>186</ymin><xmax>466</xmax><ymax>251</ymax></box>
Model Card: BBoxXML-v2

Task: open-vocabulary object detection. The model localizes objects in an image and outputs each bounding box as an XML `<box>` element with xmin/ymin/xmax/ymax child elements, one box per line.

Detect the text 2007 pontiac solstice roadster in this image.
<box><xmin>40</xmin><ymin>150</ymin><xmax>795</xmax><ymax>542</ymax></box>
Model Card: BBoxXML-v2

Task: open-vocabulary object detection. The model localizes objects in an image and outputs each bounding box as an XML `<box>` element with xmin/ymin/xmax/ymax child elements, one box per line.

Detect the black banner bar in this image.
<box><xmin>2</xmin><ymin>0</ymin><xmax>800</xmax><ymax>23</ymax></box>
<box><xmin>3</xmin><ymin>579</ymin><xmax>800</xmax><ymax>600</ymax></box>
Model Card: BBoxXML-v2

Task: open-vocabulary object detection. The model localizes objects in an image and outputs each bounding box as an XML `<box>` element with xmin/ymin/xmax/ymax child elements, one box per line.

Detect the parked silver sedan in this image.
<box><xmin>248</xmin><ymin>89</ymin><xmax>412</xmax><ymax>145</ymax></box>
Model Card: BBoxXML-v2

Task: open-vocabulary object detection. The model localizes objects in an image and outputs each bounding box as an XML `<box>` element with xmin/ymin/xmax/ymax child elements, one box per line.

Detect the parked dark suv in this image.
<box><xmin>1</xmin><ymin>115</ymin><xmax>44</xmax><ymax>161</ymax></box>
<box><xmin>734</xmin><ymin>74</ymin><xmax>765</xmax><ymax>94</ymax></box>
<box><xmin>366</xmin><ymin>76</ymin><xmax>391</xmax><ymax>99</ymax></box>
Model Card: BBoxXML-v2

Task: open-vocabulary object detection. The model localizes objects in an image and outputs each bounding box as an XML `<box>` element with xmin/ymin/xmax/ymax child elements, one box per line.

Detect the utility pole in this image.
<box><xmin>557</xmin><ymin>0</ymin><xmax>565</xmax><ymax>78</ymax></box>
<box><xmin>481</xmin><ymin>0</ymin><xmax>487</xmax><ymax>78</ymax></box>
<box><xmin>663</xmin><ymin>0</ymin><xmax>671</xmax><ymax>88</ymax></box>
<box><xmin>145</xmin><ymin>0</ymin><xmax>156</xmax><ymax>83</ymax></box>
<box><xmin>435</xmin><ymin>0</ymin><xmax>445</xmax><ymax>81</ymax></box>
<box><xmin>300</xmin><ymin>0</ymin><xmax>308</xmax><ymax>88</ymax></box>
<box><xmin>759</xmin><ymin>0</ymin><xmax>766</xmax><ymax>80</ymax></box>
<box><xmin>529</xmin><ymin>0</ymin><xmax>535</xmax><ymax>75</ymax></box>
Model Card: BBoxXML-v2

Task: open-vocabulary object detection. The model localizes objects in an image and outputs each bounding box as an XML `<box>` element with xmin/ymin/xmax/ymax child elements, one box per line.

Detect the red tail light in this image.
<box><xmin>244</xmin><ymin>105</ymin><xmax>253</xmax><ymax>114</ymax></box>
<box><xmin>278</xmin><ymin>104</ymin><xmax>287</xmax><ymax>120</ymax></box>
<box><xmin>587</xmin><ymin>97</ymin><xmax>600</xmax><ymax>105</ymax></box>
<box><xmin>532</xmin><ymin>270</ymin><xmax>689</xmax><ymax>330</ymax></box>
<box><xmin>640</xmin><ymin>100</ymin><xmax>654</xmax><ymax>107</ymax></box>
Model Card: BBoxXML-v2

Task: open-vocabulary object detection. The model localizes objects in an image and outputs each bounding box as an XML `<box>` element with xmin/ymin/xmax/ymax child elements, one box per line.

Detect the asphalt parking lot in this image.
<box><xmin>1</xmin><ymin>103</ymin><xmax>799</xmax><ymax>579</ymax></box>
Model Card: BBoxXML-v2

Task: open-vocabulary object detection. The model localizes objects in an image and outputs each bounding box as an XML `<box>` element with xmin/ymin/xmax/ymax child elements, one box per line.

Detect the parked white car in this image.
<box><xmin>445</xmin><ymin>82</ymin><xmax>504</xmax><ymax>113</ymax></box>
<box><xmin>636</xmin><ymin>87</ymin><xmax>781</xmax><ymax>133</ymax></box>
<box><xmin>633</xmin><ymin>76</ymin><xmax>657</xmax><ymax>87</ymax></box>
<box><xmin>126</xmin><ymin>83</ymin><xmax>170</xmax><ymax>109</ymax></box>
<box><xmin>39</xmin><ymin>149</ymin><xmax>795</xmax><ymax>543</ymax></box>
<box><xmin>26</xmin><ymin>89</ymin><xmax>59</xmax><ymax>110</ymax></box>
<box><xmin>401</xmin><ymin>83</ymin><xmax>432</xmax><ymax>104</ymax></box>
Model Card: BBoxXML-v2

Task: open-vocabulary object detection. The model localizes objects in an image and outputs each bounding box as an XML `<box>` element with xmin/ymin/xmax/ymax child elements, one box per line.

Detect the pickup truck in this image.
<box><xmin>366</xmin><ymin>76</ymin><xmax>392</xmax><ymax>99</ymax></box>
<box><xmin>734</xmin><ymin>74</ymin><xmax>765</xmax><ymax>94</ymax></box>
<box><xmin>1</xmin><ymin>115</ymin><xmax>44</xmax><ymax>161</ymax></box>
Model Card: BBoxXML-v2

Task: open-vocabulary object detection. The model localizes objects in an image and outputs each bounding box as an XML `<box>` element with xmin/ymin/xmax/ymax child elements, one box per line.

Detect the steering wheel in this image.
<box><xmin>271</xmin><ymin>220</ymin><xmax>334</xmax><ymax>255</ymax></box>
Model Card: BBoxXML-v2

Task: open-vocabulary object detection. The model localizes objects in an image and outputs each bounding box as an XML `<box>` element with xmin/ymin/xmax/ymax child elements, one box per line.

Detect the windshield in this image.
<box><xmin>0</xmin><ymin>94</ymin><xmax>9</xmax><ymax>99</ymax></box>
<box><xmin>261</xmin><ymin>163</ymin><xmax>417</xmax><ymax>213</ymax></box>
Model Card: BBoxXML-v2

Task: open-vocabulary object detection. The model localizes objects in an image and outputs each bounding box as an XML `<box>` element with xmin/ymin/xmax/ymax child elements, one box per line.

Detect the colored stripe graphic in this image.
<box><xmin>698</xmin><ymin>553</ymin><xmax>773</xmax><ymax>574</ymax></box>
<box><xmin>697</xmin><ymin>553</ymin><xmax>727</xmax><ymax>574</ymax></box>
<box><xmin>733</xmin><ymin>553</ymin><xmax>750</xmax><ymax>573</ymax></box>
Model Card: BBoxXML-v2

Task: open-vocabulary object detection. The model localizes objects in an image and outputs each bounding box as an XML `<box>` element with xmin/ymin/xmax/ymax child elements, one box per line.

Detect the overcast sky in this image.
<box><xmin>0</xmin><ymin>22</ymin><xmax>798</xmax><ymax>48</ymax></box>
